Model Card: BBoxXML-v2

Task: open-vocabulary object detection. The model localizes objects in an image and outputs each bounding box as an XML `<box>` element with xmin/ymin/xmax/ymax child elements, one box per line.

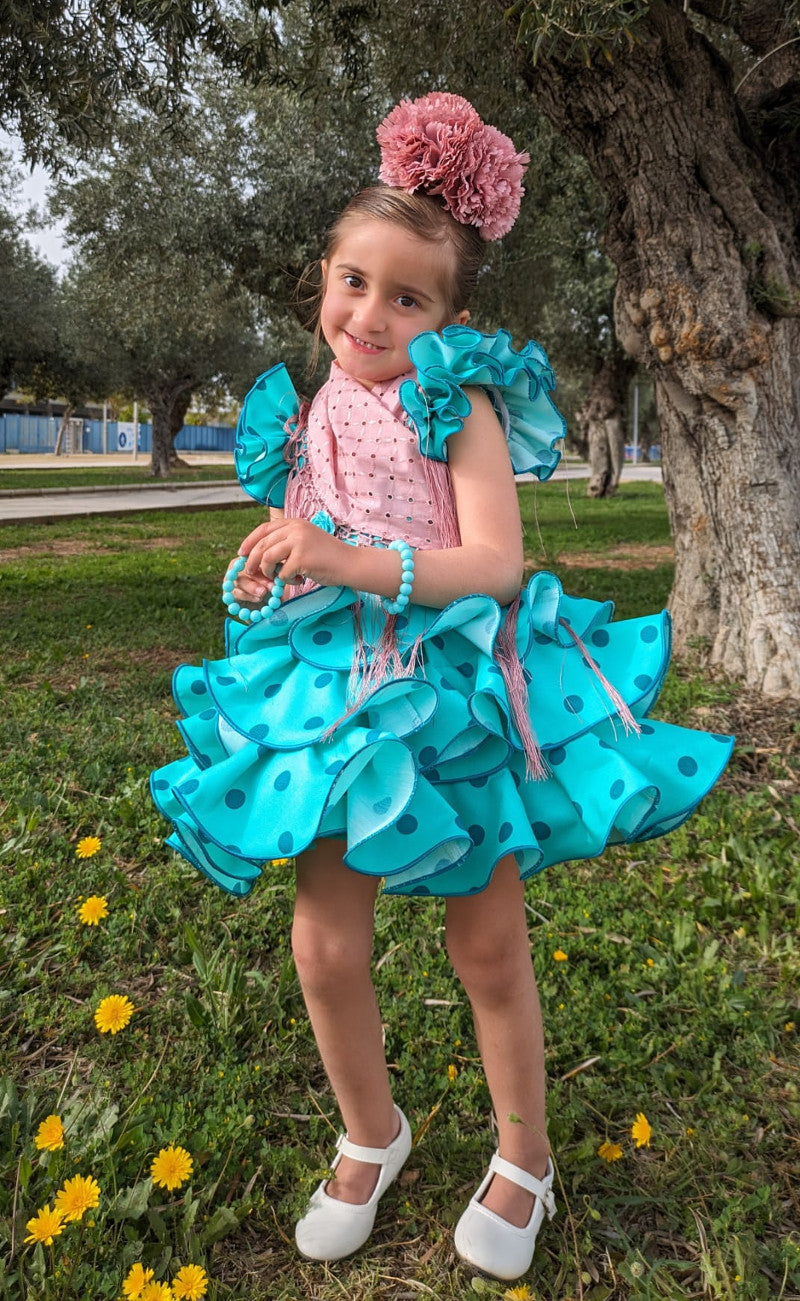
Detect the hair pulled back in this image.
<box><xmin>297</xmin><ymin>186</ymin><xmax>486</xmax><ymax>371</ymax></box>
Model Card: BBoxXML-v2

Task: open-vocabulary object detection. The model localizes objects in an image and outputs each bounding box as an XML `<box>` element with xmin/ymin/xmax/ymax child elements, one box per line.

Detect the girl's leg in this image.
<box><xmin>292</xmin><ymin>839</ymin><xmax>399</xmax><ymax>1205</ymax></box>
<box><xmin>445</xmin><ymin>855</ymin><xmax>549</xmax><ymax>1227</ymax></box>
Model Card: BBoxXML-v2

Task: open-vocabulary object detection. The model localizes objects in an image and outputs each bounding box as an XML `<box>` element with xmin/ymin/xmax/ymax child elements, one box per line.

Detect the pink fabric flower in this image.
<box><xmin>376</xmin><ymin>93</ymin><xmax>529</xmax><ymax>241</ymax></box>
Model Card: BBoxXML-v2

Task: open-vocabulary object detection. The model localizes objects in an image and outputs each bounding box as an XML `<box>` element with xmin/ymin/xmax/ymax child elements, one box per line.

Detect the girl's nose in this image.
<box><xmin>354</xmin><ymin>293</ymin><xmax>385</xmax><ymax>334</ymax></box>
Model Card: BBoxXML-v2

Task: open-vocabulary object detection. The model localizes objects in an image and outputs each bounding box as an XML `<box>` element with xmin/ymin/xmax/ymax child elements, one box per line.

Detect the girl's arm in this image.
<box><xmin>235</xmin><ymin>389</ymin><xmax>523</xmax><ymax>609</ymax></box>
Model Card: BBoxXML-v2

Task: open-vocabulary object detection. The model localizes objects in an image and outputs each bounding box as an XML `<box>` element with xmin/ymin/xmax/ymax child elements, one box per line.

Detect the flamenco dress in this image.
<box><xmin>150</xmin><ymin>326</ymin><xmax>733</xmax><ymax>898</ymax></box>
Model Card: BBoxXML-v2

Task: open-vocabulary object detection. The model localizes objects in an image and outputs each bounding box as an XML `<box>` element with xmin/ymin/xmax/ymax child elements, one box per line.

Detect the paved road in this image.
<box><xmin>0</xmin><ymin>461</ymin><xmax>662</xmax><ymax>525</ymax></box>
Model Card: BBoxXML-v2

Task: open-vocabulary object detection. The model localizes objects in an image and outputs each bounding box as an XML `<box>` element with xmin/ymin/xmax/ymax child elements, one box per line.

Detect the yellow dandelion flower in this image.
<box><xmin>553</xmin><ymin>949</ymin><xmax>568</xmax><ymax>962</ymax></box>
<box><xmin>54</xmin><ymin>1174</ymin><xmax>100</xmax><ymax>1222</ymax></box>
<box><xmin>447</xmin><ymin>1064</ymin><xmax>458</xmax><ymax>1082</ymax></box>
<box><xmin>77</xmin><ymin>895</ymin><xmax>109</xmax><ymax>925</ymax></box>
<box><xmin>122</xmin><ymin>1262</ymin><xmax>154</xmax><ymax>1298</ymax></box>
<box><xmin>24</xmin><ymin>1204</ymin><xmax>65</xmax><ymax>1246</ymax></box>
<box><xmin>94</xmin><ymin>993</ymin><xmax>135</xmax><ymax>1034</ymax></box>
<box><xmin>141</xmin><ymin>1283</ymin><xmax>174</xmax><ymax>1301</ymax></box>
<box><xmin>598</xmin><ymin>1140</ymin><xmax>623</xmax><ymax>1162</ymax></box>
<box><xmin>503</xmin><ymin>1285</ymin><xmax>536</xmax><ymax>1300</ymax></box>
<box><xmin>631</xmin><ymin>1112</ymin><xmax>652</xmax><ymax>1148</ymax></box>
<box><xmin>151</xmin><ymin>1144</ymin><xmax>193</xmax><ymax>1191</ymax></box>
<box><xmin>34</xmin><ymin>1113</ymin><xmax>65</xmax><ymax>1152</ymax></box>
<box><xmin>76</xmin><ymin>835</ymin><xmax>102</xmax><ymax>858</ymax></box>
<box><xmin>172</xmin><ymin>1263</ymin><xmax>209</xmax><ymax>1299</ymax></box>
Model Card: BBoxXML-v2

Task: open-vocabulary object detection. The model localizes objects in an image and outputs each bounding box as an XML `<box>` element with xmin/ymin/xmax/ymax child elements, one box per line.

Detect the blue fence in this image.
<box><xmin>0</xmin><ymin>414</ymin><xmax>236</xmax><ymax>455</ymax></box>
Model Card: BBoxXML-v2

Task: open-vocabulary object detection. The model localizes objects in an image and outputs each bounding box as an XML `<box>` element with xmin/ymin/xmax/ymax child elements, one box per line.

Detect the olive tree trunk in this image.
<box><xmin>504</xmin><ymin>0</ymin><xmax>800</xmax><ymax>696</ymax></box>
<box><xmin>576</xmin><ymin>353</ymin><xmax>635</xmax><ymax>498</ymax></box>
<box><xmin>148</xmin><ymin>383</ymin><xmax>193</xmax><ymax>478</ymax></box>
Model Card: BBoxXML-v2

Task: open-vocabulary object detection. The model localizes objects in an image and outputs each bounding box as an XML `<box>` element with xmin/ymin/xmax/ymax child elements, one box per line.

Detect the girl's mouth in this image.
<box><xmin>345</xmin><ymin>332</ymin><xmax>385</xmax><ymax>354</ymax></box>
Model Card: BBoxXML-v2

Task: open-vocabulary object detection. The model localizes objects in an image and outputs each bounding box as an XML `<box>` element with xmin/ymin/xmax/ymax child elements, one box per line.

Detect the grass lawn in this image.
<box><xmin>1</xmin><ymin>483</ymin><xmax>798</xmax><ymax>1301</ymax></box>
<box><xmin>0</xmin><ymin>465</ymin><xmax>237</xmax><ymax>492</ymax></box>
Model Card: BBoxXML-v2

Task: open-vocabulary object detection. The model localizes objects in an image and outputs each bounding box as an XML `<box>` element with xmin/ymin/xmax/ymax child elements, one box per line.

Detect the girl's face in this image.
<box><xmin>320</xmin><ymin>217</ymin><xmax>469</xmax><ymax>389</ymax></box>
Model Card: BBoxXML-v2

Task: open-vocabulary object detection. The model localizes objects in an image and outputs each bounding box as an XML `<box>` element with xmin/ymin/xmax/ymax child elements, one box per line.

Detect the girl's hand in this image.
<box><xmin>233</xmin><ymin>518</ymin><xmax>353</xmax><ymax>603</ymax></box>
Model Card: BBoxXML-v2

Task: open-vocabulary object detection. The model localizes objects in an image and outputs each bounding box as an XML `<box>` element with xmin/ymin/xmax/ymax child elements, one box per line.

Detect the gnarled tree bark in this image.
<box><xmin>149</xmin><ymin>382</ymin><xmax>193</xmax><ymax>478</ymax></box>
<box><xmin>502</xmin><ymin>0</ymin><xmax>800</xmax><ymax>695</ymax></box>
<box><xmin>576</xmin><ymin>352</ymin><xmax>635</xmax><ymax>497</ymax></box>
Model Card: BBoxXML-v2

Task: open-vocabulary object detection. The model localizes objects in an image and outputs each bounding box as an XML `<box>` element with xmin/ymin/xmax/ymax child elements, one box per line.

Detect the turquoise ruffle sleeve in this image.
<box><xmin>233</xmin><ymin>363</ymin><xmax>300</xmax><ymax>508</ymax></box>
<box><xmin>400</xmin><ymin>325</ymin><xmax>566</xmax><ymax>479</ymax></box>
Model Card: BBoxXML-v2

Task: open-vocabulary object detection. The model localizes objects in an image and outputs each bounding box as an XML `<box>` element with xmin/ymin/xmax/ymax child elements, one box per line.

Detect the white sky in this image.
<box><xmin>1</xmin><ymin>130</ymin><xmax>70</xmax><ymax>269</ymax></box>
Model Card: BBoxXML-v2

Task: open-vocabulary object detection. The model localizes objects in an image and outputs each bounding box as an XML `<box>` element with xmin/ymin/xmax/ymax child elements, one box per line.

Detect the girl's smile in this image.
<box><xmin>320</xmin><ymin>217</ymin><xmax>469</xmax><ymax>388</ymax></box>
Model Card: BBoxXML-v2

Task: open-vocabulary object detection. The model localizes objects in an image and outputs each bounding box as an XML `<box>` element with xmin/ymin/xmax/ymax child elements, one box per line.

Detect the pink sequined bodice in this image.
<box><xmin>283</xmin><ymin>364</ymin><xmax>460</xmax><ymax>550</ymax></box>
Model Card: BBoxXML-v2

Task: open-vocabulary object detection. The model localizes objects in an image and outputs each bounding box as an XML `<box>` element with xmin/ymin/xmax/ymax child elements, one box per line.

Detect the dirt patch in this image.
<box><xmin>688</xmin><ymin>690</ymin><xmax>800</xmax><ymax>798</ymax></box>
<box><xmin>557</xmin><ymin>543</ymin><xmax>674</xmax><ymax>570</ymax></box>
<box><xmin>0</xmin><ymin>535</ymin><xmax>185</xmax><ymax>563</ymax></box>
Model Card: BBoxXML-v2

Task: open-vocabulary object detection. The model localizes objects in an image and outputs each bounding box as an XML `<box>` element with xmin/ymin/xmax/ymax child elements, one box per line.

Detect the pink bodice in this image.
<box><xmin>283</xmin><ymin>364</ymin><xmax>461</xmax><ymax>551</ymax></box>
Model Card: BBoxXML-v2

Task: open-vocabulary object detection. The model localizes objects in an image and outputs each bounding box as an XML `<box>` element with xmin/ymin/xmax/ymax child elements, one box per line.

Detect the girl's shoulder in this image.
<box><xmin>400</xmin><ymin>325</ymin><xmax>567</xmax><ymax>480</ymax></box>
<box><xmin>233</xmin><ymin>363</ymin><xmax>308</xmax><ymax>508</ymax></box>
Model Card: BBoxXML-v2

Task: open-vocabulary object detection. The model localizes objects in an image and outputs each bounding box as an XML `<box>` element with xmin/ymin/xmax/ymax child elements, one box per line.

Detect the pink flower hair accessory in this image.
<box><xmin>376</xmin><ymin>92</ymin><xmax>529</xmax><ymax>241</ymax></box>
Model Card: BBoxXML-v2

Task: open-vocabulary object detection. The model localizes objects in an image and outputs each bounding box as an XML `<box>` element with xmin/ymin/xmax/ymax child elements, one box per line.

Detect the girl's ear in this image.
<box><xmin>321</xmin><ymin>258</ymin><xmax>328</xmax><ymax>284</ymax></box>
<box><xmin>454</xmin><ymin>309</ymin><xmax>470</xmax><ymax>326</ymax></box>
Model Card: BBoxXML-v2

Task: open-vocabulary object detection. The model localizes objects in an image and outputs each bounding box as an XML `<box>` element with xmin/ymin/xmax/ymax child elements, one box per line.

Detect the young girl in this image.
<box><xmin>151</xmin><ymin>93</ymin><xmax>732</xmax><ymax>1282</ymax></box>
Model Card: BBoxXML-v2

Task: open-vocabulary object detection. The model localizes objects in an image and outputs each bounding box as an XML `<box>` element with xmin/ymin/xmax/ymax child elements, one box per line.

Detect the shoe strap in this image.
<box><xmin>336</xmin><ymin>1131</ymin><xmax>398</xmax><ymax>1166</ymax></box>
<box><xmin>489</xmin><ymin>1154</ymin><xmax>557</xmax><ymax>1219</ymax></box>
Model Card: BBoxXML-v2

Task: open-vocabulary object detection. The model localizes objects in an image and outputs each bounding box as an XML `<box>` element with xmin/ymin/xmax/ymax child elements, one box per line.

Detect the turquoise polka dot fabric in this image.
<box><xmin>151</xmin><ymin>331</ymin><xmax>734</xmax><ymax>897</ymax></box>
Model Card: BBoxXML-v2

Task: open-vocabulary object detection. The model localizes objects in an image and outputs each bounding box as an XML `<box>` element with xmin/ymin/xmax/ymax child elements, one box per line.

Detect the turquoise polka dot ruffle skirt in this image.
<box><xmin>150</xmin><ymin>572</ymin><xmax>733</xmax><ymax>897</ymax></box>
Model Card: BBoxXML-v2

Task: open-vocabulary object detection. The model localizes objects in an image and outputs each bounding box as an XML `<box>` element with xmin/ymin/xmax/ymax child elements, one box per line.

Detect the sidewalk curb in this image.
<box><xmin>0</xmin><ymin>479</ymin><xmax>237</xmax><ymax>499</ymax></box>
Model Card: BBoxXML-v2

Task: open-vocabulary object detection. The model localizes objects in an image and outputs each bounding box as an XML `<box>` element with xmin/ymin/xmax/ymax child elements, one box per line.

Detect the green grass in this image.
<box><xmin>0</xmin><ymin>464</ymin><xmax>237</xmax><ymax>492</ymax></box>
<box><xmin>1</xmin><ymin>485</ymin><xmax>798</xmax><ymax>1301</ymax></box>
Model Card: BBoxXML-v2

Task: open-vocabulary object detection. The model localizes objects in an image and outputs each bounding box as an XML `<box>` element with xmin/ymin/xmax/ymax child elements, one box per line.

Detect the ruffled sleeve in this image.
<box><xmin>399</xmin><ymin>325</ymin><xmax>566</xmax><ymax>480</ymax></box>
<box><xmin>234</xmin><ymin>364</ymin><xmax>301</xmax><ymax>507</ymax></box>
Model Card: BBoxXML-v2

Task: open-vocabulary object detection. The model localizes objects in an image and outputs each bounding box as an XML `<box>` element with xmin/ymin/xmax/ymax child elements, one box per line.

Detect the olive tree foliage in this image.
<box><xmin>0</xmin><ymin>0</ymin><xmax>283</xmax><ymax>167</ymax></box>
<box><xmin>51</xmin><ymin>95</ymin><xmax>266</xmax><ymax>476</ymax></box>
<box><xmin>0</xmin><ymin>153</ymin><xmax>61</xmax><ymax>397</ymax></box>
<box><xmin>491</xmin><ymin>0</ymin><xmax>800</xmax><ymax>696</ymax></box>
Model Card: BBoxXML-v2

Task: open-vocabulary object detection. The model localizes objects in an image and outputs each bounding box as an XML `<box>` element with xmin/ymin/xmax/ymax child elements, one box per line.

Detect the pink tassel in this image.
<box><xmin>422</xmin><ymin>455</ymin><xmax>462</xmax><ymax>549</ymax></box>
<box><xmin>558</xmin><ymin>618</ymin><xmax>641</xmax><ymax>736</ymax></box>
<box><xmin>496</xmin><ymin>596</ymin><xmax>547</xmax><ymax>780</ymax></box>
<box><xmin>323</xmin><ymin>600</ymin><xmax>421</xmax><ymax>740</ymax></box>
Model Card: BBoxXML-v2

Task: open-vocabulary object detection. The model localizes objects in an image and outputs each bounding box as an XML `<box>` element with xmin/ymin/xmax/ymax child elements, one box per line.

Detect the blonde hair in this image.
<box><xmin>296</xmin><ymin>186</ymin><xmax>485</xmax><ymax>371</ymax></box>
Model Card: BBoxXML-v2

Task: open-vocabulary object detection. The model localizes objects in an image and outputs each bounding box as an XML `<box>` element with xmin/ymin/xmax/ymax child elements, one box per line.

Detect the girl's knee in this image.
<box><xmin>446</xmin><ymin>919</ymin><xmax>530</xmax><ymax>1000</ymax></box>
<box><xmin>291</xmin><ymin>913</ymin><xmax>373</xmax><ymax>997</ymax></box>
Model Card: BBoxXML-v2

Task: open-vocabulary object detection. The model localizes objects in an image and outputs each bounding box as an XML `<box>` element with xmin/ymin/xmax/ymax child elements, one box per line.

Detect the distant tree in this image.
<box><xmin>0</xmin><ymin>162</ymin><xmax>60</xmax><ymax>397</ymax></box>
<box><xmin>52</xmin><ymin>100</ymin><xmax>265</xmax><ymax>475</ymax></box>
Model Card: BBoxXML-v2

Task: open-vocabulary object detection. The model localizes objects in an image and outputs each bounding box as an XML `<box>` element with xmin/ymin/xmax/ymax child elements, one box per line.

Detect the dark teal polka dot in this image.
<box><xmin>532</xmin><ymin>820</ymin><xmax>551</xmax><ymax>840</ymax></box>
<box><xmin>314</xmin><ymin>672</ymin><xmax>333</xmax><ymax>687</ymax></box>
<box><xmin>373</xmin><ymin>796</ymin><xmax>392</xmax><ymax>815</ymax></box>
<box><xmin>432</xmin><ymin>635</ymin><xmax>445</xmax><ymax>649</ymax></box>
<box><xmin>469</xmin><ymin>774</ymin><xmax>489</xmax><ymax>788</ymax></box>
<box><xmin>549</xmin><ymin>746</ymin><xmax>566</xmax><ymax>766</ymax></box>
<box><xmin>565</xmin><ymin>695</ymin><xmax>584</xmax><ymax>714</ymax></box>
<box><xmin>534</xmin><ymin>632</ymin><xmax>549</xmax><ymax>645</ymax></box>
<box><xmin>304</xmin><ymin>716</ymin><xmax>324</xmax><ymax>729</ymax></box>
<box><xmin>190</xmin><ymin>680</ymin><xmax>208</xmax><ymax>695</ymax></box>
<box><xmin>216</xmin><ymin>675</ymin><xmax>236</xmax><ymax>686</ymax></box>
<box><xmin>439</xmin><ymin>677</ymin><xmax>455</xmax><ymax>691</ymax></box>
<box><xmin>640</xmin><ymin>723</ymin><xmax>655</xmax><ymax>735</ymax></box>
<box><xmin>634</xmin><ymin>674</ymin><xmax>652</xmax><ymax>690</ymax></box>
<box><xmin>312</xmin><ymin>630</ymin><xmax>332</xmax><ymax>645</ymax></box>
<box><xmin>419</xmin><ymin>746</ymin><xmax>437</xmax><ymax>766</ymax></box>
<box><xmin>469</xmin><ymin>824</ymin><xmax>485</xmax><ymax>846</ymax></box>
<box><xmin>153</xmin><ymin>778</ymin><xmax>169</xmax><ymax>790</ymax></box>
<box><xmin>225</xmin><ymin>788</ymin><xmax>246</xmax><ymax>809</ymax></box>
<box><xmin>325</xmin><ymin>760</ymin><xmax>344</xmax><ymax>775</ymax></box>
<box><xmin>498</xmin><ymin>821</ymin><xmax>513</xmax><ymax>843</ymax></box>
<box><xmin>199</xmin><ymin>708</ymin><xmax>215</xmax><ymax>720</ymax></box>
<box><xmin>610</xmin><ymin>779</ymin><xmax>625</xmax><ymax>799</ymax></box>
<box><xmin>427</xmin><ymin>768</ymin><xmax>440</xmax><ymax>782</ymax></box>
<box><xmin>416</xmin><ymin>885</ymin><xmax>431</xmax><ymax>895</ymax></box>
<box><xmin>264</xmin><ymin>683</ymin><xmax>281</xmax><ymax>699</ymax></box>
<box><xmin>591</xmin><ymin>628</ymin><xmax>610</xmax><ymax>647</ymax></box>
<box><xmin>278</xmin><ymin>831</ymin><xmax>293</xmax><ymax>854</ymax></box>
<box><xmin>181</xmin><ymin>779</ymin><xmax>199</xmax><ymax>794</ymax></box>
<box><xmin>274</xmin><ymin>770</ymin><xmax>291</xmax><ymax>791</ymax></box>
<box><xmin>456</xmin><ymin>662</ymin><xmax>474</xmax><ymax>677</ymax></box>
<box><xmin>678</xmin><ymin>755</ymin><xmax>698</xmax><ymax>776</ymax></box>
<box><xmin>250</xmin><ymin>724</ymin><xmax>269</xmax><ymax>740</ymax></box>
<box><xmin>395</xmin><ymin>614</ymin><xmax>408</xmax><ymax>630</ymax></box>
<box><xmin>712</xmin><ymin>733</ymin><xmax>730</xmax><ymax>742</ymax></box>
<box><xmin>640</xmin><ymin>625</ymin><xmax>658</xmax><ymax>643</ymax></box>
<box><xmin>397</xmin><ymin>814</ymin><xmax>418</xmax><ymax>835</ymax></box>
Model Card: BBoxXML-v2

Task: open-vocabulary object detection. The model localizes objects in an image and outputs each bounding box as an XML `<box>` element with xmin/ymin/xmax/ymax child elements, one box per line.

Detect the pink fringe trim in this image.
<box><xmin>422</xmin><ymin>454</ymin><xmax>462</xmax><ymax>550</ymax></box>
<box><xmin>496</xmin><ymin>595</ymin><xmax>547</xmax><ymax>780</ymax></box>
<box><xmin>557</xmin><ymin>618</ymin><xmax>641</xmax><ymax>737</ymax></box>
<box><xmin>322</xmin><ymin>598</ymin><xmax>425</xmax><ymax>740</ymax></box>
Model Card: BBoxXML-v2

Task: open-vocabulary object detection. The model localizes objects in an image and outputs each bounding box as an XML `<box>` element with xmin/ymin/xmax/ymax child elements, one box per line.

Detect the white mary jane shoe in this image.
<box><xmin>294</xmin><ymin>1106</ymin><xmax>412</xmax><ymax>1262</ymax></box>
<box><xmin>454</xmin><ymin>1153</ymin><xmax>556</xmax><ymax>1281</ymax></box>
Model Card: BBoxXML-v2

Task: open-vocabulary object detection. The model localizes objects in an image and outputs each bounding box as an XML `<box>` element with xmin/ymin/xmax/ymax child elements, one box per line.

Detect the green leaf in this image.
<box><xmin>199</xmin><ymin>1205</ymin><xmax>239</xmax><ymax>1246</ymax></box>
<box><xmin>110</xmin><ymin>1178</ymin><xmax>153</xmax><ymax>1221</ymax></box>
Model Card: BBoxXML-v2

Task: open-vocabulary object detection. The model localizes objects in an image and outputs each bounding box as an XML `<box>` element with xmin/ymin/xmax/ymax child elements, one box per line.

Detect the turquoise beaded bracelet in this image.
<box><xmin>221</xmin><ymin>555</ymin><xmax>285</xmax><ymax>623</ymax></box>
<box><xmin>382</xmin><ymin>539</ymin><xmax>416</xmax><ymax>615</ymax></box>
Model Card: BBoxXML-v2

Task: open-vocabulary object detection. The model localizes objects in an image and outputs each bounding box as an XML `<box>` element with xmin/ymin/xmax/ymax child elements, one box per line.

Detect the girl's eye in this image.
<box><xmin>343</xmin><ymin>274</ymin><xmax>363</xmax><ymax>289</ymax></box>
<box><xmin>397</xmin><ymin>294</ymin><xmax>418</xmax><ymax>309</ymax></box>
